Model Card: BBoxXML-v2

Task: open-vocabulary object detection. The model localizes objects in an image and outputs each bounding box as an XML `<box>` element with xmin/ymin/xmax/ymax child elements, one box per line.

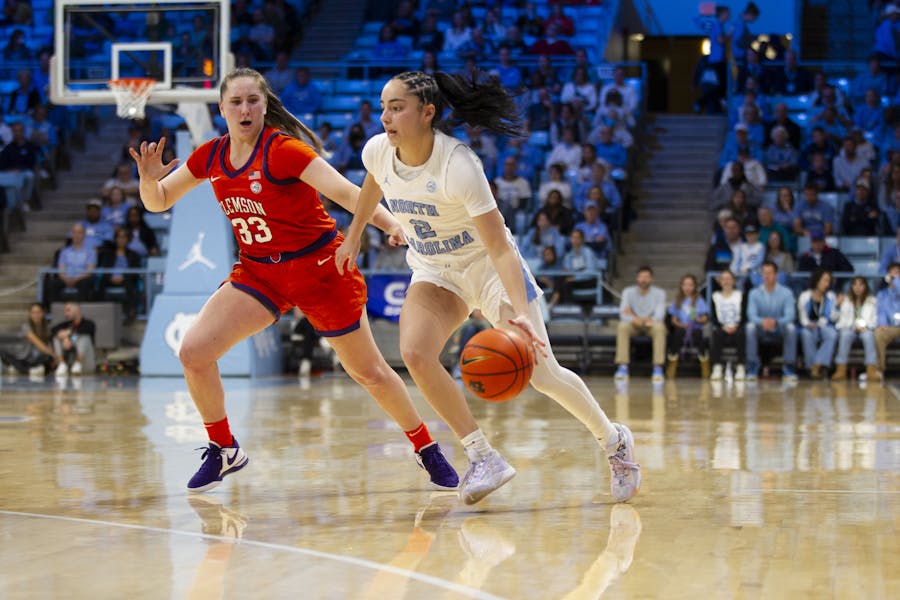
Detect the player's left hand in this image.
<box><xmin>334</xmin><ymin>237</ymin><xmax>360</xmax><ymax>275</ymax></box>
<box><xmin>508</xmin><ymin>314</ymin><xmax>548</xmax><ymax>361</ymax></box>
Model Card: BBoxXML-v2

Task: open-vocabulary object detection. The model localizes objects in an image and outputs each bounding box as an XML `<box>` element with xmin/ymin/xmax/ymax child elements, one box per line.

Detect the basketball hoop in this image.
<box><xmin>108</xmin><ymin>77</ymin><xmax>156</xmax><ymax>119</ymax></box>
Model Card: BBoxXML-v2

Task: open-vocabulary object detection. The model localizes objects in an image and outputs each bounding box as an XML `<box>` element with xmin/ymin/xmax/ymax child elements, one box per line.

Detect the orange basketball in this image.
<box><xmin>459</xmin><ymin>328</ymin><xmax>535</xmax><ymax>402</ymax></box>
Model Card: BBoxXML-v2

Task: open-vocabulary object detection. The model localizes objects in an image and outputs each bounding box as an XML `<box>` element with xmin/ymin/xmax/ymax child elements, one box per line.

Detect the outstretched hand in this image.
<box><xmin>334</xmin><ymin>236</ymin><xmax>360</xmax><ymax>276</ymax></box>
<box><xmin>128</xmin><ymin>137</ymin><xmax>179</xmax><ymax>181</ymax></box>
<box><xmin>508</xmin><ymin>314</ymin><xmax>548</xmax><ymax>361</ymax></box>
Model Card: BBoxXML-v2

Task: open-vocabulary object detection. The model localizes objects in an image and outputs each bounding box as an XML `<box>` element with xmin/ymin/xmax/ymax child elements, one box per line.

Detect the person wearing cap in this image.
<box><xmin>745</xmin><ymin>260</ymin><xmax>798</xmax><ymax>381</ymax></box>
<box><xmin>718</xmin><ymin>122</ymin><xmax>761</xmax><ymax>168</ymax></box>
<box><xmin>874</xmin><ymin>262</ymin><xmax>900</xmax><ymax>379</ymax></box>
<box><xmin>797</xmin><ymin>267</ymin><xmax>839</xmax><ymax>379</ymax></box>
<box><xmin>833</xmin><ymin>137</ymin><xmax>871</xmax><ymax>192</ymax></box>
<box><xmin>797</xmin><ymin>230</ymin><xmax>854</xmax><ymax>275</ymax></box>
<box><xmin>765</xmin><ymin>125</ymin><xmax>799</xmax><ymax>183</ymax></box>
<box><xmin>841</xmin><ymin>178</ymin><xmax>880</xmax><ymax>236</ymax></box>
<box><xmin>874</xmin><ymin>5</ymin><xmax>900</xmax><ymax>62</ymax></box>
<box><xmin>574</xmin><ymin>200</ymin><xmax>610</xmax><ymax>258</ymax></box>
<box><xmin>793</xmin><ymin>184</ymin><xmax>835</xmax><ymax>238</ymax></box>
<box><xmin>731</xmin><ymin>223</ymin><xmax>764</xmax><ymax>279</ymax></box>
<box><xmin>79</xmin><ymin>198</ymin><xmax>114</xmax><ymax>253</ymax></box>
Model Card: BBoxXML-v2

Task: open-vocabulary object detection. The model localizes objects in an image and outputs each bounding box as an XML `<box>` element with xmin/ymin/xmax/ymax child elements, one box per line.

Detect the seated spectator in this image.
<box><xmin>852</xmin><ymin>128</ymin><xmax>877</xmax><ymax>167</ymax></box>
<box><xmin>101</xmin><ymin>187</ymin><xmax>133</xmax><ymax>228</ymax></box>
<box><xmin>0</xmin><ymin>121</ymin><xmax>38</xmax><ymax>208</ymax></box>
<box><xmin>705</xmin><ymin>216</ymin><xmax>742</xmax><ymax>273</ymax></box>
<box><xmin>346</xmin><ymin>100</ymin><xmax>382</xmax><ymax>142</ymax></box>
<box><xmin>764</xmin><ymin>229</ymin><xmax>795</xmax><ymax>277</ymax></box>
<box><xmin>538</xmin><ymin>163</ymin><xmax>573</xmax><ymax>208</ymax></box>
<box><xmin>545</xmin><ymin>127</ymin><xmax>582</xmax><ymax>172</ymax></box>
<box><xmin>758</xmin><ymin>205</ymin><xmax>795</xmax><ymax>254</ymax></box>
<box><xmin>528</xmin><ymin>22</ymin><xmax>574</xmax><ymax>56</ymax></box>
<box><xmin>124</xmin><ymin>206</ymin><xmax>159</xmax><ymax>258</ymax></box>
<box><xmin>873</xmin><ymin>5</ymin><xmax>900</xmax><ymax>63</ymax></box>
<box><xmin>797</xmin><ymin>268</ymin><xmax>839</xmax><ymax>379</ymax></box>
<box><xmin>443</xmin><ymin>10</ymin><xmax>472</xmax><ymax>53</ymax></box>
<box><xmin>51</xmin><ymin>301</ymin><xmax>96</xmax><ymax>376</ymax></box>
<box><xmin>390</xmin><ymin>0</ymin><xmax>419</xmax><ymax>39</ymax></box>
<box><xmin>811</xmin><ymin>105</ymin><xmax>850</xmax><ymax>145</ymax></box>
<box><xmin>594</xmin><ymin>89</ymin><xmax>635</xmax><ymax>148</ymax></box>
<box><xmin>6</xmin><ymin>69</ymin><xmax>40</xmax><ymax>115</ymax></box>
<box><xmin>45</xmin><ymin>223</ymin><xmax>95</xmax><ymax>304</ymax></box>
<box><xmin>544</xmin><ymin>3</ymin><xmax>575</xmax><ymax>36</ymax></box>
<box><xmin>264</xmin><ymin>51</ymin><xmax>293</xmax><ymax>94</ymax></box>
<box><xmin>793</xmin><ymin>184</ymin><xmax>835</xmax><ymax>237</ymax></box>
<box><xmin>574</xmin><ymin>160</ymin><xmax>621</xmax><ymax>214</ymax></box>
<box><xmin>805</xmin><ymin>152</ymin><xmax>837</xmax><ymax>192</ymax></box>
<box><xmin>842</xmin><ymin>178</ymin><xmax>880</xmax><ymax>235</ymax></box>
<box><xmin>883</xmin><ymin>226</ymin><xmax>900</xmax><ymax>274</ymax></box>
<box><xmin>415</xmin><ymin>11</ymin><xmax>444</xmax><ymax>52</ymax></box>
<box><xmin>738</xmin><ymin>103</ymin><xmax>766</xmax><ymax>147</ymax></box>
<box><xmin>810</xmin><ymin>76</ymin><xmax>850</xmax><ymax>114</ymax></box>
<box><xmin>574</xmin><ymin>201</ymin><xmax>609</xmax><ymax>258</ymax></box>
<box><xmin>333</xmin><ymin>124</ymin><xmax>366</xmax><ymax>173</ymax></box>
<box><xmin>765</xmin><ymin>49</ymin><xmax>813</xmax><ymax>95</ymax></box>
<box><xmin>797</xmin><ymin>231</ymin><xmax>854</xmax><ymax>273</ymax></box>
<box><xmin>494</xmin><ymin>156</ymin><xmax>533</xmax><ymax>229</ymax></box>
<box><xmin>600</xmin><ymin>66</ymin><xmax>639</xmax><ymax>117</ymax></box>
<box><xmin>576</xmin><ymin>144</ymin><xmax>599</xmax><ymax>183</ymax></box>
<box><xmin>465</xmin><ymin>126</ymin><xmax>498</xmax><ymax>176</ymax></box>
<box><xmin>281</xmin><ymin>67</ymin><xmax>321</xmax><ymax>116</ymax></box>
<box><xmin>526</xmin><ymin>86</ymin><xmax>554</xmax><ymax>133</ymax></box>
<box><xmin>0</xmin><ymin>303</ymin><xmax>56</xmax><ymax>376</ymax></box>
<box><xmin>665</xmin><ymin>273</ymin><xmax>709</xmax><ymax>379</ymax></box>
<box><xmin>97</xmin><ymin>227</ymin><xmax>142</xmax><ymax>322</ymax></box>
<box><xmin>517</xmin><ymin>1</ymin><xmax>544</xmax><ymax>38</ymax></box>
<box><xmin>533</xmin><ymin>54</ymin><xmax>562</xmax><ymax>96</ymax></box>
<box><xmin>745</xmin><ymin>261</ymin><xmax>798</xmax><ymax>381</ymax></box>
<box><xmin>773</xmin><ymin>186</ymin><xmax>798</xmax><ymax>240</ymax></box>
<box><xmin>535</xmin><ymin>189</ymin><xmax>575</xmax><ymax>234</ymax></box>
<box><xmin>731</xmin><ymin>223</ymin><xmax>765</xmax><ymax>280</ymax></box>
<box><xmin>101</xmin><ymin>162</ymin><xmax>141</xmax><ymax>202</ymax></box>
<box><xmin>521</xmin><ymin>210</ymin><xmax>566</xmax><ymax>260</ymax></box>
<box><xmin>588</xmin><ymin>125</ymin><xmax>629</xmax><ymax>165</ymax></box>
<box><xmin>2</xmin><ymin>29</ymin><xmax>32</xmax><ymax>62</ymax></box>
<box><xmin>765</xmin><ymin>126</ymin><xmax>799</xmax><ymax>183</ymax></box>
<box><xmin>559</xmin><ymin>229</ymin><xmax>601</xmax><ymax>305</ymax></box>
<box><xmin>490</xmin><ymin>47</ymin><xmax>524</xmax><ymax>92</ymax></box>
<box><xmin>764</xmin><ymin>102</ymin><xmax>802</xmax><ymax>149</ymax></box>
<box><xmin>535</xmin><ymin>245</ymin><xmax>563</xmax><ymax>308</ymax></box>
<box><xmin>614</xmin><ymin>266</ymin><xmax>667</xmax><ymax>383</ymax></box>
<box><xmin>81</xmin><ymin>198</ymin><xmax>114</xmax><ymax>252</ymax></box>
<box><xmin>561</xmin><ymin>66</ymin><xmax>598</xmax><ymax>115</ymax></box>
<box><xmin>740</xmin><ymin>48</ymin><xmax>766</xmax><ymax>93</ymax></box>
<box><xmin>833</xmin><ymin>137</ymin><xmax>871</xmax><ymax>192</ymax></box>
<box><xmin>724</xmin><ymin>189</ymin><xmax>755</xmax><ymax>227</ymax></box>
<box><xmin>854</xmin><ymin>89</ymin><xmax>886</xmax><ymax>136</ymax></box>
<box><xmin>800</xmin><ymin>127</ymin><xmax>838</xmax><ymax>171</ymax></box>
<box><xmin>550</xmin><ymin>103</ymin><xmax>586</xmax><ymax>145</ymax></box>
<box><xmin>480</xmin><ymin>7</ymin><xmax>506</xmax><ymax>45</ymax></box>
<box><xmin>833</xmin><ymin>276</ymin><xmax>878</xmax><ymax>381</ymax></box>
<box><xmin>875</xmin><ymin>262</ymin><xmax>900</xmax><ymax>379</ymax></box>
<box><xmin>852</xmin><ymin>56</ymin><xmax>890</xmax><ymax>106</ymax></box>
<box><xmin>719</xmin><ymin>123</ymin><xmax>762</xmax><ymax>168</ymax></box>
<box><xmin>709</xmin><ymin>270</ymin><xmax>746</xmax><ymax>380</ymax></box>
<box><xmin>712</xmin><ymin>161</ymin><xmax>763</xmax><ymax>210</ymax></box>
<box><xmin>497</xmin><ymin>24</ymin><xmax>527</xmax><ymax>57</ymax></box>
<box><xmin>455</xmin><ymin>27</ymin><xmax>494</xmax><ymax>63</ymax></box>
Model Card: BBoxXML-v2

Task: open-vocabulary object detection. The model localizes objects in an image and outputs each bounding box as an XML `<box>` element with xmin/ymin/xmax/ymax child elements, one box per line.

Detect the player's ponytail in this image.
<box><xmin>220</xmin><ymin>68</ymin><xmax>325</xmax><ymax>155</ymax></box>
<box><xmin>393</xmin><ymin>70</ymin><xmax>523</xmax><ymax>138</ymax></box>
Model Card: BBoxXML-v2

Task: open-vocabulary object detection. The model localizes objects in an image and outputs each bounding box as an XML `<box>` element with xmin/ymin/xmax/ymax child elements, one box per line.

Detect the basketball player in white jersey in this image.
<box><xmin>334</xmin><ymin>71</ymin><xmax>640</xmax><ymax>505</ymax></box>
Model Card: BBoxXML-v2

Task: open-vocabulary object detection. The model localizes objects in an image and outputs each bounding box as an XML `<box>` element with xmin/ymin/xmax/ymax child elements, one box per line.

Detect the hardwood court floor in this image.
<box><xmin>1</xmin><ymin>373</ymin><xmax>899</xmax><ymax>599</ymax></box>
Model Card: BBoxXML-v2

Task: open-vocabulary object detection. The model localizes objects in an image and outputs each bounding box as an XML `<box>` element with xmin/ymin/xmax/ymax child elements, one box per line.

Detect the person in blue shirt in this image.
<box><xmin>874</xmin><ymin>262</ymin><xmax>900</xmax><ymax>379</ymax></box>
<box><xmin>852</xmin><ymin>56</ymin><xmax>890</xmax><ymax>106</ymax></box>
<box><xmin>880</xmin><ymin>227</ymin><xmax>900</xmax><ymax>274</ymax></box>
<box><xmin>745</xmin><ymin>261</ymin><xmax>798</xmax><ymax>381</ymax></box>
<box><xmin>80</xmin><ymin>199</ymin><xmax>115</xmax><ymax>252</ymax></box>
<box><xmin>574</xmin><ymin>201</ymin><xmax>610</xmax><ymax>258</ymax></box>
<box><xmin>280</xmin><ymin>67</ymin><xmax>321</xmax><ymax>116</ymax></box>
<box><xmin>797</xmin><ymin>268</ymin><xmax>839</xmax><ymax>379</ymax></box>
<box><xmin>793</xmin><ymin>183</ymin><xmax>835</xmax><ymax>237</ymax></box>
<box><xmin>666</xmin><ymin>273</ymin><xmax>710</xmax><ymax>379</ymax></box>
<box><xmin>873</xmin><ymin>5</ymin><xmax>900</xmax><ymax>62</ymax></box>
<box><xmin>731</xmin><ymin>3</ymin><xmax>760</xmax><ymax>87</ymax></box>
<box><xmin>45</xmin><ymin>223</ymin><xmax>96</xmax><ymax>304</ymax></box>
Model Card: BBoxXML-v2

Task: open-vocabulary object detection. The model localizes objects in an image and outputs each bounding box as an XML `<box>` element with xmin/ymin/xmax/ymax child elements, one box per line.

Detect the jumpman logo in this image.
<box><xmin>178</xmin><ymin>232</ymin><xmax>217</xmax><ymax>271</ymax></box>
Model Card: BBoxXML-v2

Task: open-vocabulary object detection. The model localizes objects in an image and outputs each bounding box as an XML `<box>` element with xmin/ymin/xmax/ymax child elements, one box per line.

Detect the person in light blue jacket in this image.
<box><xmin>746</xmin><ymin>260</ymin><xmax>798</xmax><ymax>381</ymax></box>
<box><xmin>797</xmin><ymin>268</ymin><xmax>839</xmax><ymax>379</ymax></box>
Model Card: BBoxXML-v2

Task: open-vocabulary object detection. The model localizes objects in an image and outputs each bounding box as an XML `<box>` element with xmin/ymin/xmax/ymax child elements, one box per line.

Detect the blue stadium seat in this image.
<box><xmin>880</xmin><ymin>236</ymin><xmax>896</xmax><ymax>256</ymax></box>
<box><xmin>839</xmin><ymin>236</ymin><xmax>879</xmax><ymax>262</ymax></box>
<box><xmin>528</xmin><ymin>130</ymin><xmax>550</xmax><ymax>148</ymax></box>
<box><xmin>854</xmin><ymin>260</ymin><xmax>881</xmax><ymax>278</ymax></box>
<box><xmin>334</xmin><ymin>80</ymin><xmax>373</xmax><ymax>95</ymax></box>
<box><xmin>320</xmin><ymin>95</ymin><xmax>364</xmax><ymax>112</ymax></box>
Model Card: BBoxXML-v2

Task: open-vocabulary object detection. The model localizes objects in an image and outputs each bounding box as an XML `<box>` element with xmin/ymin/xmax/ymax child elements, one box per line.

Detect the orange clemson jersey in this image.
<box><xmin>186</xmin><ymin>127</ymin><xmax>336</xmax><ymax>257</ymax></box>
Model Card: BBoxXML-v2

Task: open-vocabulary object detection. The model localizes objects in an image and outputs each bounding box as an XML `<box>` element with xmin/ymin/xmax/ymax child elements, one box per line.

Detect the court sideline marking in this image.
<box><xmin>0</xmin><ymin>510</ymin><xmax>507</xmax><ymax>600</ymax></box>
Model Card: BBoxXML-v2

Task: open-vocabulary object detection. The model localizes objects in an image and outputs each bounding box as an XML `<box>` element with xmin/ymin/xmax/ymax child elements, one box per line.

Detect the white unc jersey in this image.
<box><xmin>362</xmin><ymin>130</ymin><xmax>507</xmax><ymax>271</ymax></box>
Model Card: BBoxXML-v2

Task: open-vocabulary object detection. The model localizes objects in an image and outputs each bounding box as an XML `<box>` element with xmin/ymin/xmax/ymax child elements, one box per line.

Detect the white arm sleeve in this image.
<box><xmin>444</xmin><ymin>145</ymin><xmax>497</xmax><ymax>218</ymax></box>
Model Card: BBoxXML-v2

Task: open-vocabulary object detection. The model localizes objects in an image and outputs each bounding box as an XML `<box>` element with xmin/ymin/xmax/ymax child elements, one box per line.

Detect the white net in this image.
<box><xmin>108</xmin><ymin>78</ymin><xmax>156</xmax><ymax>119</ymax></box>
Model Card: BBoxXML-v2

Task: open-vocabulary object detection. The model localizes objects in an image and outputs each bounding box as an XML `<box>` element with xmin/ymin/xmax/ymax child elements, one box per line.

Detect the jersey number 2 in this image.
<box><xmin>409</xmin><ymin>219</ymin><xmax>437</xmax><ymax>240</ymax></box>
<box><xmin>231</xmin><ymin>217</ymin><xmax>273</xmax><ymax>245</ymax></box>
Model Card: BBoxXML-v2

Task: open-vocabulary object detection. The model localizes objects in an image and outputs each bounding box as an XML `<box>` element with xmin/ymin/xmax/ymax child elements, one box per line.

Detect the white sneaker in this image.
<box><xmin>70</xmin><ymin>361</ymin><xmax>83</xmax><ymax>375</ymax></box>
<box><xmin>28</xmin><ymin>365</ymin><xmax>45</xmax><ymax>377</ymax></box>
<box><xmin>734</xmin><ymin>365</ymin><xmax>746</xmax><ymax>381</ymax></box>
<box><xmin>607</xmin><ymin>424</ymin><xmax>640</xmax><ymax>502</ymax></box>
<box><xmin>459</xmin><ymin>450</ymin><xmax>516</xmax><ymax>505</ymax></box>
<box><xmin>710</xmin><ymin>364</ymin><xmax>723</xmax><ymax>380</ymax></box>
<box><xmin>299</xmin><ymin>358</ymin><xmax>311</xmax><ymax>377</ymax></box>
<box><xmin>55</xmin><ymin>362</ymin><xmax>68</xmax><ymax>377</ymax></box>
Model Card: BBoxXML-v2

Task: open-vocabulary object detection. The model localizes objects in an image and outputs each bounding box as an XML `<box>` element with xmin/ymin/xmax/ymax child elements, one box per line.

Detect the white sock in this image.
<box><xmin>461</xmin><ymin>429</ymin><xmax>493</xmax><ymax>462</ymax></box>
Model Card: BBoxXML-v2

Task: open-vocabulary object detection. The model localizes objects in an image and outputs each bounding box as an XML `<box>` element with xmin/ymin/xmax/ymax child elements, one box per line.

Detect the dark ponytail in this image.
<box><xmin>220</xmin><ymin>68</ymin><xmax>325</xmax><ymax>154</ymax></box>
<box><xmin>394</xmin><ymin>70</ymin><xmax>523</xmax><ymax>137</ymax></box>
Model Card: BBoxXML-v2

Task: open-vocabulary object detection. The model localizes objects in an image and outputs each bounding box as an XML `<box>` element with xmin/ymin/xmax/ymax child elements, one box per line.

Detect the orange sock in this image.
<box><xmin>405</xmin><ymin>422</ymin><xmax>434</xmax><ymax>452</ymax></box>
<box><xmin>204</xmin><ymin>417</ymin><xmax>233</xmax><ymax>448</ymax></box>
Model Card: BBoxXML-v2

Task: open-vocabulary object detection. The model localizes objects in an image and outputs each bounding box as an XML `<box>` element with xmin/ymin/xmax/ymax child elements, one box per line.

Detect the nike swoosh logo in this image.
<box><xmin>460</xmin><ymin>355</ymin><xmax>491</xmax><ymax>366</ymax></box>
<box><xmin>210</xmin><ymin>176</ymin><xmax>221</xmax><ymax>182</ymax></box>
<box><xmin>317</xmin><ymin>256</ymin><xmax>332</xmax><ymax>266</ymax></box>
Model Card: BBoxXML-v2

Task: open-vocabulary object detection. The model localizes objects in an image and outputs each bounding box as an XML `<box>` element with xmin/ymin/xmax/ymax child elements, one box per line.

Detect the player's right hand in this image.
<box><xmin>128</xmin><ymin>137</ymin><xmax>179</xmax><ymax>181</ymax></box>
<box><xmin>334</xmin><ymin>237</ymin><xmax>360</xmax><ymax>275</ymax></box>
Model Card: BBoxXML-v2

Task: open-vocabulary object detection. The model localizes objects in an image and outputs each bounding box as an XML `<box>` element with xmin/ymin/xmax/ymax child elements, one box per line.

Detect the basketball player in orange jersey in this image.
<box><xmin>129</xmin><ymin>68</ymin><xmax>458</xmax><ymax>493</ymax></box>
<box><xmin>335</xmin><ymin>71</ymin><xmax>640</xmax><ymax>505</ymax></box>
